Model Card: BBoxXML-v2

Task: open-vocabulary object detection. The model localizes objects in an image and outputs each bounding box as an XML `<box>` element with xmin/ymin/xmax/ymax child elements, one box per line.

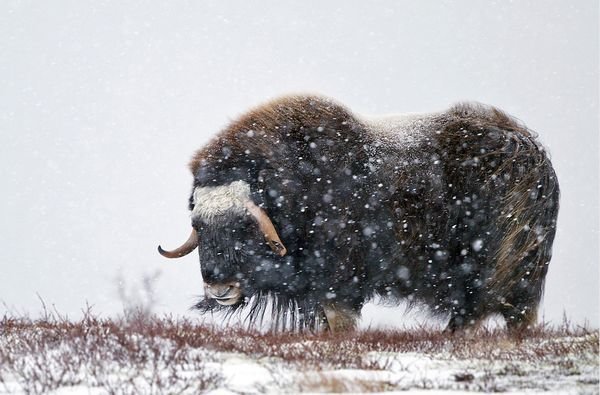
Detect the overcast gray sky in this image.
<box><xmin>1</xmin><ymin>1</ymin><xmax>598</xmax><ymax>328</ymax></box>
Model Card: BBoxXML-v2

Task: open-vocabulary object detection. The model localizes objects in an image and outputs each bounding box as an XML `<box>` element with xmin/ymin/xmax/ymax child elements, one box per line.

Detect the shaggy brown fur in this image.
<box><xmin>167</xmin><ymin>95</ymin><xmax>559</xmax><ymax>332</ymax></box>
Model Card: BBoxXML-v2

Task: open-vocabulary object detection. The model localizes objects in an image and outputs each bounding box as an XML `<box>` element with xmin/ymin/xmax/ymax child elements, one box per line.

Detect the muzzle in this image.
<box><xmin>204</xmin><ymin>281</ymin><xmax>242</xmax><ymax>306</ymax></box>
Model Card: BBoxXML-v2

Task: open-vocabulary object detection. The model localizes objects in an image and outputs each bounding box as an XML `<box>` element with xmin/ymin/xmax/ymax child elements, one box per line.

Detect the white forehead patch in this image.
<box><xmin>191</xmin><ymin>180</ymin><xmax>251</xmax><ymax>223</ymax></box>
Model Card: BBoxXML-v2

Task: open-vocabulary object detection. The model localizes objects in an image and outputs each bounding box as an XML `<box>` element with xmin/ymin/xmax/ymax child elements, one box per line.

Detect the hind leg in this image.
<box><xmin>499</xmin><ymin>277</ymin><xmax>544</xmax><ymax>332</ymax></box>
<box><xmin>500</xmin><ymin>301</ymin><xmax>538</xmax><ymax>332</ymax></box>
<box><xmin>444</xmin><ymin>299</ymin><xmax>488</xmax><ymax>333</ymax></box>
<box><xmin>443</xmin><ymin>287</ymin><xmax>488</xmax><ymax>333</ymax></box>
<box><xmin>444</xmin><ymin>311</ymin><xmax>486</xmax><ymax>333</ymax></box>
<box><xmin>445</xmin><ymin>315</ymin><xmax>468</xmax><ymax>333</ymax></box>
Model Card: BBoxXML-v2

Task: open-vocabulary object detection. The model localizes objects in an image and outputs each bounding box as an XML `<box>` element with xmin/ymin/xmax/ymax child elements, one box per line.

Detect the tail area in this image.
<box><xmin>486</xmin><ymin>131</ymin><xmax>560</xmax><ymax>328</ymax></box>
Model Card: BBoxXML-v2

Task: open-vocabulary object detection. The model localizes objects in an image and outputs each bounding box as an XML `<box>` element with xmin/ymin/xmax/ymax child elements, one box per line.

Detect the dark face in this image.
<box><xmin>194</xmin><ymin>213</ymin><xmax>287</xmax><ymax>306</ymax></box>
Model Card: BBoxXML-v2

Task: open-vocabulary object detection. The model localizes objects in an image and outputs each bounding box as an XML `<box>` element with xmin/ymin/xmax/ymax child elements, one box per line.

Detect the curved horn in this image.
<box><xmin>244</xmin><ymin>201</ymin><xmax>287</xmax><ymax>256</ymax></box>
<box><xmin>158</xmin><ymin>229</ymin><xmax>199</xmax><ymax>258</ymax></box>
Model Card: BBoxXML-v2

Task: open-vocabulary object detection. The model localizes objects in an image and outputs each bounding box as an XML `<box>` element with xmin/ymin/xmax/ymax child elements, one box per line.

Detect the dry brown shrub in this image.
<box><xmin>0</xmin><ymin>310</ymin><xmax>597</xmax><ymax>394</ymax></box>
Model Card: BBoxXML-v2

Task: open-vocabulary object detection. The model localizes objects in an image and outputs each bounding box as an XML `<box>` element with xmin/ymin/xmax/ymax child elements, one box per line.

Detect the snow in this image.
<box><xmin>359</xmin><ymin>112</ymin><xmax>438</xmax><ymax>149</ymax></box>
<box><xmin>1</xmin><ymin>327</ymin><xmax>597</xmax><ymax>394</ymax></box>
<box><xmin>214</xmin><ymin>344</ymin><xmax>598</xmax><ymax>394</ymax></box>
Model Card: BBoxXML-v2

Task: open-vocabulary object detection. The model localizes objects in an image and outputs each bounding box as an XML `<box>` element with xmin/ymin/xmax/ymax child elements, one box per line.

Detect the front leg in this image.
<box><xmin>322</xmin><ymin>302</ymin><xmax>361</xmax><ymax>332</ymax></box>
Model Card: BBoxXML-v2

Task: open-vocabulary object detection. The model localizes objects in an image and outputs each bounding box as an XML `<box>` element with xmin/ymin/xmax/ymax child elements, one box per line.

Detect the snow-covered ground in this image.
<box><xmin>0</xmin><ymin>315</ymin><xmax>597</xmax><ymax>394</ymax></box>
<box><xmin>208</xmin><ymin>340</ymin><xmax>599</xmax><ymax>394</ymax></box>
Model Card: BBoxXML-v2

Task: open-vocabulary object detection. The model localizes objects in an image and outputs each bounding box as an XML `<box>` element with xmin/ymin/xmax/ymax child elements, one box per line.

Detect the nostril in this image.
<box><xmin>211</xmin><ymin>285</ymin><xmax>233</xmax><ymax>298</ymax></box>
<box><xmin>215</xmin><ymin>285</ymin><xmax>233</xmax><ymax>298</ymax></box>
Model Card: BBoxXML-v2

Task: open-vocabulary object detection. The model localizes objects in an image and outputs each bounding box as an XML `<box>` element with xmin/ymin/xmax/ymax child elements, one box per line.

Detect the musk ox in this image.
<box><xmin>158</xmin><ymin>95</ymin><xmax>559</xmax><ymax>332</ymax></box>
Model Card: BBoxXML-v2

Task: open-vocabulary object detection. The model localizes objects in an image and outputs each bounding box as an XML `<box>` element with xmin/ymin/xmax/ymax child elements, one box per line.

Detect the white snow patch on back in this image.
<box><xmin>359</xmin><ymin>111</ymin><xmax>441</xmax><ymax>148</ymax></box>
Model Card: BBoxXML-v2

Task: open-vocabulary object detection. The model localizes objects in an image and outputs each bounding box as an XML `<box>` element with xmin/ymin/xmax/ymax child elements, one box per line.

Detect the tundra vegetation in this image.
<box><xmin>0</xmin><ymin>308</ymin><xmax>597</xmax><ymax>394</ymax></box>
